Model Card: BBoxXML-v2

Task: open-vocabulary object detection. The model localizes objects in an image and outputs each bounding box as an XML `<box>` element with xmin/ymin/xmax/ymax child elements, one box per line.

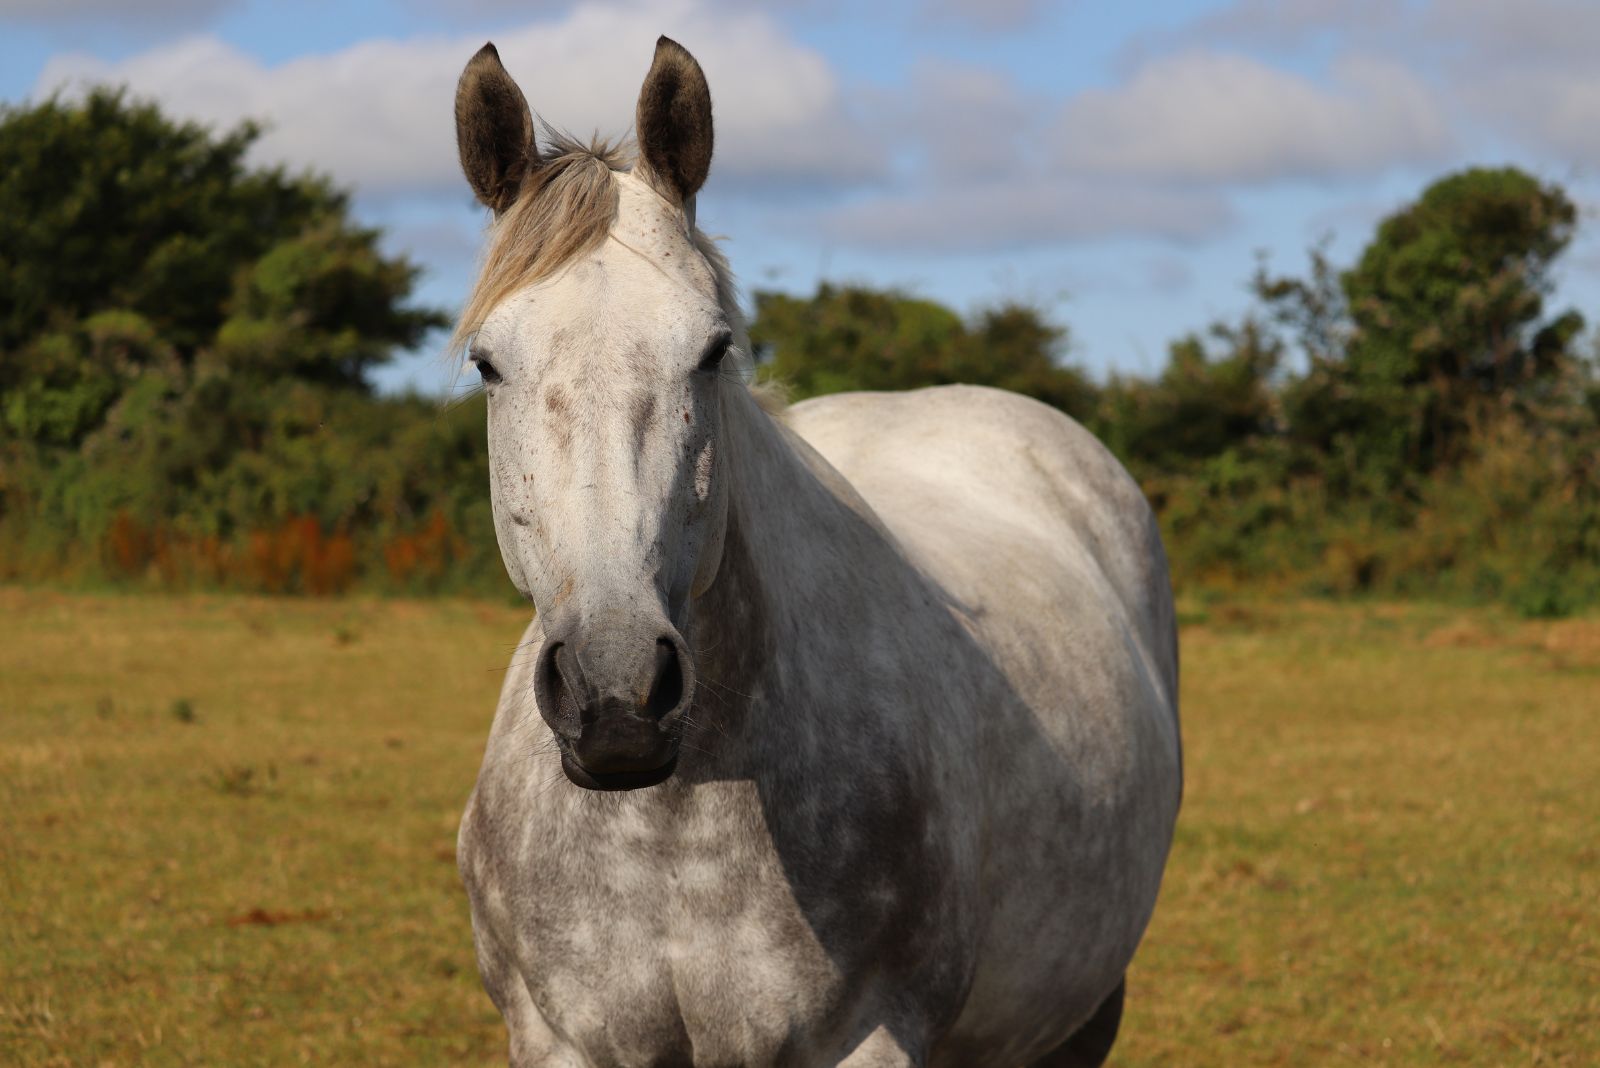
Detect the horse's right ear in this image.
<box><xmin>455</xmin><ymin>43</ymin><xmax>538</xmax><ymax>214</ymax></box>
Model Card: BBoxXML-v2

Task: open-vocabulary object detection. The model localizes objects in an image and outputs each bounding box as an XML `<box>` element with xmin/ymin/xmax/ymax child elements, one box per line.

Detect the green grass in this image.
<box><xmin>1</xmin><ymin>589</ymin><xmax>1596</xmax><ymax>1065</ymax></box>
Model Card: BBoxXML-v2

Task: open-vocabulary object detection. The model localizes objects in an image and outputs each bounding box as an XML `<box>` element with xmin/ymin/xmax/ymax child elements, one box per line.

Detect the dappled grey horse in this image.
<box><xmin>451</xmin><ymin>36</ymin><xmax>1182</xmax><ymax>1068</ymax></box>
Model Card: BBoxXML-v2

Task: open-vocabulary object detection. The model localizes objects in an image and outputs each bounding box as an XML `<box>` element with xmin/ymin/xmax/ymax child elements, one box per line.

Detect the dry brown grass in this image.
<box><xmin>1</xmin><ymin>589</ymin><xmax>1595</xmax><ymax>1065</ymax></box>
<box><xmin>1121</xmin><ymin>599</ymin><xmax>1600</xmax><ymax>1066</ymax></box>
<box><xmin>0</xmin><ymin>588</ymin><xmax>524</xmax><ymax>1066</ymax></box>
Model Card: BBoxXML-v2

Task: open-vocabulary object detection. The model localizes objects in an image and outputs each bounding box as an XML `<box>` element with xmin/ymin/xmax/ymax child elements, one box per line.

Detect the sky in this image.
<box><xmin>4</xmin><ymin>0</ymin><xmax>1599</xmax><ymax>395</ymax></box>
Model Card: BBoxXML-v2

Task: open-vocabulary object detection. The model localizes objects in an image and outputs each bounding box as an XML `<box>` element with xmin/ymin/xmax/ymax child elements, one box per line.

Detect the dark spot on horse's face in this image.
<box><xmin>631</xmin><ymin>393</ymin><xmax>657</xmax><ymax>458</ymax></box>
<box><xmin>625</xmin><ymin>341</ymin><xmax>654</xmax><ymax>378</ymax></box>
<box><xmin>511</xmin><ymin>513</ymin><xmax>532</xmax><ymax>528</ymax></box>
<box><xmin>544</xmin><ymin>386</ymin><xmax>574</xmax><ymax>451</ymax></box>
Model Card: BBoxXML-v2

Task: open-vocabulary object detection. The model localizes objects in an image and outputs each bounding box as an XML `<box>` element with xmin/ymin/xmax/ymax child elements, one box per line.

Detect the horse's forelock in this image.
<box><xmin>448</xmin><ymin>130</ymin><xmax>629</xmax><ymax>360</ymax></box>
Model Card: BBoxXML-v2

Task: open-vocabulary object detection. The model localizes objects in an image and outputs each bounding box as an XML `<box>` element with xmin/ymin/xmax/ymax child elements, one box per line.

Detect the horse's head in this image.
<box><xmin>453</xmin><ymin>38</ymin><xmax>738</xmax><ymax>791</ymax></box>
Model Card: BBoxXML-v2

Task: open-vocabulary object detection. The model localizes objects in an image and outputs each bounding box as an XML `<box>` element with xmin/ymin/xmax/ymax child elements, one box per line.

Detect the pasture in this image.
<box><xmin>1</xmin><ymin>587</ymin><xmax>1595</xmax><ymax>1066</ymax></box>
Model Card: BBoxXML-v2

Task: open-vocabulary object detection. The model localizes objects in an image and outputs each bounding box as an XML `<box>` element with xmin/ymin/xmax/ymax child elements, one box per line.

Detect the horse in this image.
<box><xmin>450</xmin><ymin>36</ymin><xmax>1182</xmax><ymax>1068</ymax></box>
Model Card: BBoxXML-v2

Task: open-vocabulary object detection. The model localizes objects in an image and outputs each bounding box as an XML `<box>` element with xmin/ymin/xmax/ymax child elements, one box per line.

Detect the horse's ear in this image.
<box><xmin>455</xmin><ymin>42</ymin><xmax>538</xmax><ymax>214</ymax></box>
<box><xmin>635</xmin><ymin>36</ymin><xmax>713</xmax><ymax>204</ymax></box>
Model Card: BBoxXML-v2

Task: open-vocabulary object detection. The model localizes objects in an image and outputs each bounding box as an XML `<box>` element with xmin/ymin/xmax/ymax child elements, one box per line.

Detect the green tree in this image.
<box><xmin>0</xmin><ymin>89</ymin><xmax>443</xmax><ymax>408</ymax></box>
<box><xmin>1098</xmin><ymin>318</ymin><xmax>1282</xmax><ymax>469</ymax></box>
<box><xmin>1263</xmin><ymin>167</ymin><xmax>1584</xmax><ymax>478</ymax></box>
<box><xmin>749</xmin><ymin>284</ymin><xmax>1096</xmax><ymax>421</ymax></box>
<box><xmin>0</xmin><ymin>89</ymin><xmax>476</xmax><ymax>593</ymax></box>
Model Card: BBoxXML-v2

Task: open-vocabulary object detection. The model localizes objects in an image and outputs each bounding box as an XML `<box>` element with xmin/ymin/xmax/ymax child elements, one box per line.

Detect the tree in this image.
<box><xmin>1098</xmin><ymin>318</ymin><xmax>1282</xmax><ymax>469</ymax></box>
<box><xmin>0</xmin><ymin>90</ymin><xmax>476</xmax><ymax>593</ymax></box>
<box><xmin>749</xmin><ymin>284</ymin><xmax>1096</xmax><ymax>421</ymax></box>
<box><xmin>1262</xmin><ymin>167</ymin><xmax>1585</xmax><ymax>478</ymax></box>
<box><xmin>0</xmin><ymin>89</ymin><xmax>443</xmax><ymax>409</ymax></box>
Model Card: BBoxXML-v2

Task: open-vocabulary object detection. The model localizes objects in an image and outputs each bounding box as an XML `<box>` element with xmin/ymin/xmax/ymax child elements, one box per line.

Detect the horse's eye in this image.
<box><xmin>698</xmin><ymin>335</ymin><xmax>731</xmax><ymax>373</ymax></box>
<box><xmin>472</xmin><ymin>353</ymin><xmax>503</xmax><ymax>386</ymax></box>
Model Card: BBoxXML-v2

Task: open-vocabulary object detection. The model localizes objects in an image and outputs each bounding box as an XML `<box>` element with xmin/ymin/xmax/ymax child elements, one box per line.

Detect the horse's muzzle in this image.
<box><xmin>534</xmin><ymin>620</ymin><xmax>692</xmax><ymax>791</ymax></box>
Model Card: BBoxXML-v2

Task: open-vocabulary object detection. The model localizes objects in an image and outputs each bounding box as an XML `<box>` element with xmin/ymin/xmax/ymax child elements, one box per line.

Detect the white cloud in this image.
<box><xmin>32</xmin><ymin>0</ymin><xmax>884</xmax><ymax>197</ymax></box>
<box><xmin>1051</xmin><ymin>51</ymin><xmax>1451</xmax><ymax>185</ymax></box>
<box><xmin>809</xmin><ymin>43</ymin><xmax>1456</xmax><ymax>255</ymax></box>
<box><xmin>1139</xmin><ymin>0</ymin><xmax>1400</xmax><ymax>54</ymax></box>
<box><xmin>1422</xmin><ymin>0</ymin><xmax>1600</xmax><ymax>71</ymax></box>
<box><xmin>37</xmin><ymin>35</ymin><xmax>460</xmax><ymax>193</ymax></box>
<box><xmin>925</xmin><ymin>0</ymin><xmax>1053</xmax><ymax>32</ymax></box>
<box><xmin>1121</xmin><ymin>0</ymin><xmax>1600</xmax><ymax>172</ymax></box>
<box><xmin>34</xmin><ymin>0</ymin><xmax>1521</xmax><ymax>262</ymax></box>
<box><xmin>0</xmin><ymin>0</ymin><xmax>236</xmax><ymax>23</ymax></box>
<box><xmin>1417</xmin><ymin>0</ymin><xmax>1600</xmax><ymax>168</ymax></box>
<box><xmin>1461</xmin><ymin>68</ymin><xmax>1600</xmax><ymax>168</ymax></box>
<box><xmin>819</xmin><ymin>179</ymin><xmax>1233</xmax><ymax>252</ymax></box>
<box><xmin>895</xmin><ymin>59</ymin><xmax>1040</xmax><ymax>182</ymax></box>
<box><xmin>798</xmin><ymin>56</ymin><xmax>1238</xmax><ymax>253</ymax></box>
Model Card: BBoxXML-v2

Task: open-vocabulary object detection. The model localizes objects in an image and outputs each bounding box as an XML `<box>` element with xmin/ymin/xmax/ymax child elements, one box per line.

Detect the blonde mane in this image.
<box><xmin>449</xmin><ymin>130</ymin><xmax>630</xmax><ymax>357</ymax></box>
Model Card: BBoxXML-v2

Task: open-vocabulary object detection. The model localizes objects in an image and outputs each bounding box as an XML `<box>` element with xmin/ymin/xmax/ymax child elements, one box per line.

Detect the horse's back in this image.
<box><xmin>785</xmin><ymin>384</ymin><xmax>1182</xmax><ymax>1063</ymax></box>
<box><xmin>785</xmin><ymin>384</ymin><xmax>1177</xmax><ymax>701</ymax></box>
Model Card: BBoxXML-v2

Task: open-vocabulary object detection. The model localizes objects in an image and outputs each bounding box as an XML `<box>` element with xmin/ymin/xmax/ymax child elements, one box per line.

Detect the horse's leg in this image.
<box><xmin>491</xmin><ymin>973</ymin><xmax>582</xmax><ymax>1068</ymax></box>
<box><xmin>836</xmin><ymin>1024</ymin><xmax>925</xmax><ymax>1067</ymax></box>
<box><xmin>469</xmin><ymin>916</ymin><xmax>579</xmax><ymax>1067</ymax></box>
<box><xmin>504</xmin><ymin>1010</ymin><xmax>582</xmax><ymax>1068</ymax></box>
<box><xmin>1025</xmin><ymin>977</ymin><xmax>1125</xmax><ymax>1068</ymax></box>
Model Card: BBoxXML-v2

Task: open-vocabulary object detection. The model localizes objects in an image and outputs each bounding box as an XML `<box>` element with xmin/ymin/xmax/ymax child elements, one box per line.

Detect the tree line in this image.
<box><xmin>2</xmin><ymin>91</ymin><xmax>1596</xmax><ymax>613</ymax></box>
<box><xmin>755</xmin><ymin>166</ymin><xmax>1600</xmax><ymax>615</ymax></box>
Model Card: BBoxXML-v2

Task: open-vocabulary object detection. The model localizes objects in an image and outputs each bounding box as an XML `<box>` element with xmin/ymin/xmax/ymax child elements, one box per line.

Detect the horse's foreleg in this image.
<box><xmin>835</xmin><ymin>1024</ymin><xmax>925</xmax><ymax>1067</ymax></box>
<box><xmin>492</xmin><ymin>978</ymin><xmax>583</xmax><ymax>1068</ymax></box>
<box><xmin>468</xmin><ymin>912</ymin><xmax>578</xmax><ymax>1068</ymax></box>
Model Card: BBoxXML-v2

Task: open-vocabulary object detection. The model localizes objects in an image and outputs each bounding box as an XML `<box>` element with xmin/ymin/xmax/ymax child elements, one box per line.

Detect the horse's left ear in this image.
<box><xmin>635</xmin><ymin>36</ymin><xmax>713</xmax><ymax>204</ymax></box>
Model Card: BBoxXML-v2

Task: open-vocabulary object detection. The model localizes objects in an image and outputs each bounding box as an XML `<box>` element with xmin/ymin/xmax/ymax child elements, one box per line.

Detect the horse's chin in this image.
<box><xmin>559</xmin><ymin>751</ymin><xmax>679</xmax><ymax>792</ymax></box>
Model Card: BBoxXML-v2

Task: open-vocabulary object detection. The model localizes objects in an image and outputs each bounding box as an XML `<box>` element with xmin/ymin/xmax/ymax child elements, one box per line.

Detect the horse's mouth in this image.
<box><xmin>558</xmin><ymin>750</ymin><xmax>679</xmax><ymax>792</ymax></box>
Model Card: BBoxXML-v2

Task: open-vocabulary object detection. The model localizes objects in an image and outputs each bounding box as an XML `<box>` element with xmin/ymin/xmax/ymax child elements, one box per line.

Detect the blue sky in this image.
<box><xmin>5</xmin><ymin>0</ymin><xmax>1599</xmax><ymax>394</ymax></box>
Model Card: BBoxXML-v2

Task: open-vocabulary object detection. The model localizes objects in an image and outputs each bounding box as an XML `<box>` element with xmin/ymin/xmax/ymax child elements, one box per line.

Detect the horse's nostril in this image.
<box><xmin>645</xmin><ymin>638</ymin><xmax>683</xmax><ymax>720</ymax></box>
<box><xmin>559</xmin><ymin>671</ymin><xmax>582</xmax><ymax>726</ymax></box>
<box><xmin>536</xmin><ymin>641</ymin><xmax>583</xmax><ymax>730</ymax></box>
<box><xmin>535</xmin><ymin>630</ymin><xmax>685</xmax><ymax>732</ymax></box>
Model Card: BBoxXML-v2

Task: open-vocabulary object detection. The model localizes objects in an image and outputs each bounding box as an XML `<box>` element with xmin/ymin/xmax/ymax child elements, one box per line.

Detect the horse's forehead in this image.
<box><xmin>533</xmin><ymin>178</ymin><xmax>716</xmax><ymax>367</ymax></box>
<box><xmin>611</xmin><ymin>172</ymin><xmax>717</xmax><ymax>294</ymax></box>
<box><xmin>485</xmin><ymin>174</ymin><xmax>716</xmax><ymax>381</ymax></box>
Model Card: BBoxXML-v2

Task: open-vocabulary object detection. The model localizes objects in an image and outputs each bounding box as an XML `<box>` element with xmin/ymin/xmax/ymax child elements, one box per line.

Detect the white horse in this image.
<box><xmin>451</xmin><ymin>37</ymin><xmax>1182</xmax><ymax>1068</ymax></box>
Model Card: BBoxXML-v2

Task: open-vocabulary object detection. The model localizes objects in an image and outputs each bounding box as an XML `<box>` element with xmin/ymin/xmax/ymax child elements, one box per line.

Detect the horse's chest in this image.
<box><xmin>524</xmin><ymin>889</ymin><xmax>840</xmax><ymax>1065</ymax></box>
<box><xmin>467</xmin><ymin>790</ymin><xmax>858</xmax><ymax>1065</ymax></box>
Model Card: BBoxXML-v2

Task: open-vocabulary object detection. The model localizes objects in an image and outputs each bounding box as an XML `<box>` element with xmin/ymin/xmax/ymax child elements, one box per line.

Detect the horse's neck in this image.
<box><xmin>690</xmin><ymin>387</ymin><xmax>906</xmax><ymax>741</ymax></box>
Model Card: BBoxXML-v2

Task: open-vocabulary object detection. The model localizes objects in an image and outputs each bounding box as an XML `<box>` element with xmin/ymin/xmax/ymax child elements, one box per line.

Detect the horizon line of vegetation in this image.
<box><xmin>2</xmin><ymin>89</ymin><xmax>1597</xmax><ymax>617</ymax></box>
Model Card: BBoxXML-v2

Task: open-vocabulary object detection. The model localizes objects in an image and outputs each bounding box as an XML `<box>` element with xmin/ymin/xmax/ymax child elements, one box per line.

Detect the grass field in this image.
<box><xmin>1</xmin><ymin>588</ymin><xmax>1596</xmax><ymax>1066</ymax></box>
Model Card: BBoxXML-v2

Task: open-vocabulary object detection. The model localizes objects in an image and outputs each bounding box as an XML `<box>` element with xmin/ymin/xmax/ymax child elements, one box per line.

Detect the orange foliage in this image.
<box><xmin>246</xmin><ymin>515</ymin><xmax>357</xmax><ymax>595</ymax></box>
<box><xmin>103</xmin><ymin>511</ymin><xmax>356</xmax><ymax>594</ymax></box>
<box><xmin>105</xmin><ymin>510</ymin><xmax>152</xmax><ymax>576</ymax></box>
<box><xmin>382</xmin><ymin>509</ymin><xmax>466</xmax><ymax>588</ymax></box>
